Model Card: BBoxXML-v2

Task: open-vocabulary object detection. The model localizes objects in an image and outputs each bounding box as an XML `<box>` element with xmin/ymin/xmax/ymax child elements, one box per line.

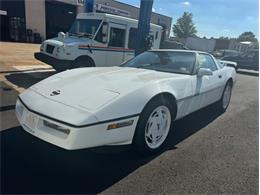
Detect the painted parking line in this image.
<box><xmin>0</xmin><ymin>105</ymin><xmax>16</xmax><ymax>112</ymax></box>
<box><xmin>0</xmin><ymin>68</ymin><xmax>54</xmax><ymax>74</ymax></box>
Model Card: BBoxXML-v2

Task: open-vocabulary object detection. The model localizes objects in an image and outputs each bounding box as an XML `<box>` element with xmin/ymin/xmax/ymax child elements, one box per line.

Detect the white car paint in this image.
<box><xmin>16</xmin><ymin>50</ymin><xmax>236</xmax><ymax>150</ymax></box>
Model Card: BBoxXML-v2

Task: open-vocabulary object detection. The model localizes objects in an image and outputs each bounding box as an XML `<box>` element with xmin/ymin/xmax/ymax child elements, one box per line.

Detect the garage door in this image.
<box><xmin>45</xmin><ymin>0</ymin><xmax>76</xmax><ymax>39</ymax></box>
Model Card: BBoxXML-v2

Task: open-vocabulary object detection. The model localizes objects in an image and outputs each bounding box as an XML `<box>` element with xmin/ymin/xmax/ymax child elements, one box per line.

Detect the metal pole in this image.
<box><xmin>135</xmin><ymin>0</ymin><xmax>154</xmax><ymax>56</ymax></box>
<box><xmin>85</xmin><ymin>0</ymin><xmax>94</xmax><ymax>13</ymax></box>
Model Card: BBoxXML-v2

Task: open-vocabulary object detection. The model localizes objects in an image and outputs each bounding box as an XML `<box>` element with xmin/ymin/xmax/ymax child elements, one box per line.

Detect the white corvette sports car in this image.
<box><xmin>16</xmin><ymin>50</ymin><xmax>236</xmax><ymax>154</ymax></box>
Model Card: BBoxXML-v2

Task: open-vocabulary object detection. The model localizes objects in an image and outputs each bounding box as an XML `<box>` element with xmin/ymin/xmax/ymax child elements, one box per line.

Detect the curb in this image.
<box><xmin>237</xmin><ymin>69</ymin><xmax>259</xmax><ymax>77</ymax></box>
<box><xmin>0</xmin><ymin>68</ymin><xmax>54</xmax><ymax>74</ymax></box>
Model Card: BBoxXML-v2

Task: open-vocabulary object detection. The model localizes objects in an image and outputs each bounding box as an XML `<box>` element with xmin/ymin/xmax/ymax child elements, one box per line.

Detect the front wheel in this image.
<box><xmin>133</xmin><ymin>97</ymin><xmax>175</xmax><ymax>155</ymax></box>
<box><xmin>71</xmin><ymin>56</ymin><xmax>95</xmax><ymax>69</ymax></box>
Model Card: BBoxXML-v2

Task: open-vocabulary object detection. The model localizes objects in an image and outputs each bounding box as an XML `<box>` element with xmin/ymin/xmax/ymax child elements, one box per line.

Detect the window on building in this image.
<box><xmin>128</xmin><ymin>28</ymin><xmax>137</xmax><ymax>49</ymax></box>
<box><xmin>109</xmin><ymin>27</ymin><xmax>125</xmax><ymax>47</ymax></box>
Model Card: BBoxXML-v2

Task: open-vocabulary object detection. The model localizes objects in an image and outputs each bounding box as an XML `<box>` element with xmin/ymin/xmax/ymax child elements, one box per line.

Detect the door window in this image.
<box><xmin>95</xmin><ymin>26</ymin><xmax>103</xmax><ymax>43</ymax></box>
<box><xmin>109</xmin><ymin>27</ymin><xmax>125</xmax><ymax>47</ymax></box>
<box><xmin>198</xmin><ymin>54</ymin><xmax>217</xmax><ymax>71</ymax></box>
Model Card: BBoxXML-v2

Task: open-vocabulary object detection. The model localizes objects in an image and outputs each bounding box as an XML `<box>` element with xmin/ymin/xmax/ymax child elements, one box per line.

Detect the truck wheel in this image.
<box><xmin>132</xmin><ymin>96</ymin><xmax>175</xmax><ymax>155</ymax></box>
<box><xmin>71</xmin><ymin>56</ymin><xmax>95</xmax><ymax>69</ymax></box>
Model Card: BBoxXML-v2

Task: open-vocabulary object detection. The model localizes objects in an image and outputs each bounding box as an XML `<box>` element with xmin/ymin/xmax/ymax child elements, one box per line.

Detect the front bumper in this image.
<box><xmin>34</xmin><ymin>52</ymin><xmax>71</xmax><ymax>71</ymax></box>
<box><xmin>15</xmin><ymin>99</ymin><xmax>139</xmax><ymax>150</ymax></box>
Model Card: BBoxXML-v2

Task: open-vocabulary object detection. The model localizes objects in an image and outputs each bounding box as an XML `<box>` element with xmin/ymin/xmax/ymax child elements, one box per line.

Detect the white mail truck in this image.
<box><xmin>35</xmin><ymin>13</ymin><xmax>162</xmax><ymax>71</ymax></box>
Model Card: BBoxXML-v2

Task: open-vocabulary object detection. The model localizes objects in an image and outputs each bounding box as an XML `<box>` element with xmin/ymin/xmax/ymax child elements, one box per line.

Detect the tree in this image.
<box><xmin>219</xmin><ymin>36</ymin><xmax>230</xmax><ymax>40</ymax></box>
<box><xmin>172</xmin><ymin>12</ymin><xmax>197</xmax><ymax>38</ymax></box>
<box><xmin>237</xmin><ymin>32</ymin><xmax>258</xmax><ymax>42</ymax></box>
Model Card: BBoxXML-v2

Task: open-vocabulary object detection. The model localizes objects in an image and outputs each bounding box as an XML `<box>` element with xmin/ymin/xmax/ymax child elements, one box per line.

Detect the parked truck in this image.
<box><xmin>35</xmin><ymin>13</ymin><xmax>162</xmax><ymax>71</ymax></box>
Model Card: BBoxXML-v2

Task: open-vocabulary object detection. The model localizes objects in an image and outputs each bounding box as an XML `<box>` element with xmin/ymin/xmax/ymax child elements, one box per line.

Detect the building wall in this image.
<box><xmin>0</xmin><ymin>0</ymin><xmax>26</xmax><ymax>41</ymax></box>
<box><xmin>94</xmin><ymin>0</ymin><xmax>172</xmax><ymax>38</ymax></box>
<box><xmin>24</xmin><ymin>0</ymin><xmax>84</xmax><ymax>40</ymax></box>
<box><xmin>25</xmin><ymin>0</ymin><xmax>46</xmax><ymax>40</ymax></box>
<box><xmin>23</xmin><ymin>0</ymin><xmax>172</xmax><ymax>41</ymax></box>
<box><xmin>185</xmin><ymin>37</ymin><xmax>216</xmax><ymax>52</ymax></box>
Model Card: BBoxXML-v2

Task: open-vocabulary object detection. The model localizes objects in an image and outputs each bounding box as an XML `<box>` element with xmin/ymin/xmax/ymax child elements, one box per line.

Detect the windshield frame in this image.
<box><xmin>121</xmin><ymin>51</ymin><xmax>197</xmax><ymax>75</ymax></box>
<box><xmin>68</xmin><ymin>19</ymin><xmax>103</xmax><ymax>39</ymax></box>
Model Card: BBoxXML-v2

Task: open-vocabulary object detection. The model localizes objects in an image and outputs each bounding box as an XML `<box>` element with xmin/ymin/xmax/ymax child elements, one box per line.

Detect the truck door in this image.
<box><xmin>107</xmin><ymin>23</ymin><xmax>126</xmax><ymax>66</ymax></box>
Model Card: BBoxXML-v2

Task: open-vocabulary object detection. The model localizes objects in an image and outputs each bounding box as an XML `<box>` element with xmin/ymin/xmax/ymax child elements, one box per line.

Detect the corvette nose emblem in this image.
<box><xmin>50</xmin><ymin>90</ymin><xmax>61</xmax><ymax>96</ymax></box>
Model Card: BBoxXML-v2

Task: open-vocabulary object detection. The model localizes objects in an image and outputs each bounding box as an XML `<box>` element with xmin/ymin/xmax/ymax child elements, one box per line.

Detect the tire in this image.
<box><xmin>53</xmin><ymin>66</ymin><xmax>66</xmax><ymax>72</ymax></box>
<box><xmin>132</xmin><ymin>96</ymin><xmax>176</xmax><ymax>155</ymax></box>
<box><xmin>71</xmin><ymin>56</ymin><xmax>95</xmax><ymax>69</ymax></box>
<box><xmin>217</xmin><ymin>80</ymin><xmax>233</xmax><ymax>112</ymax></box>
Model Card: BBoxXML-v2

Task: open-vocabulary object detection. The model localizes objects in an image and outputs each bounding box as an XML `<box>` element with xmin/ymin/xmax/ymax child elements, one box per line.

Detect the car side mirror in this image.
<box><xmin>197</xmin><ymin>68</ymin><xmax>213</xmax><ymax>77</ymax></box>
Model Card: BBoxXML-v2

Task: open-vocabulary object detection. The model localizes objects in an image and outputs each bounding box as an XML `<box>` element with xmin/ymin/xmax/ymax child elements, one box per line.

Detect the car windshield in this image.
<box><xmin>121</xmin><ymin>51</ymin><xmax>196</xmax><ymax>74</ymax></box>
<box><xmin>69</xmin><ymin>19</ymin><xmax>102</xmax><ymax>38</ymax></box>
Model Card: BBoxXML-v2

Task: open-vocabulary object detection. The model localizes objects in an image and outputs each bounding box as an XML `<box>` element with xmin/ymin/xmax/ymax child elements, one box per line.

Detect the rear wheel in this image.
<box><xmin>71</xmin><ymin>56</ymin><xmax>95</xmax><ymax>69</ymax></box>
<box><xmin>133</xmin><ymin>96</ymin><xmax>175</xmax><ymax>155</ymax></box>
<box><xmin>217</xmin><ymin>80</ymin><xmax>233</xmax><ymax>112</ymax></box>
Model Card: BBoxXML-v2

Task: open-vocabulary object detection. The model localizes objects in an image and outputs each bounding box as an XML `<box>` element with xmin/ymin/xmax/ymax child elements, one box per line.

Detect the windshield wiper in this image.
<box><xmin>135</xmin><ymin>62</ymin><xmax>161</xmax><ymax>68</ymax></box>
<box><xmin>78</xmin><ymin>32</ymin><xmax>94</xmax><ymax>38</ymax></box>
<box><xmin>68</xmin><ymin>32</ymin><xmax>79</xmax><ymax>37</ymax></box>
<box><xmin>136</xmin><ymin>63</ymin><xmax>151</xmax><ymax>68</ymax></box>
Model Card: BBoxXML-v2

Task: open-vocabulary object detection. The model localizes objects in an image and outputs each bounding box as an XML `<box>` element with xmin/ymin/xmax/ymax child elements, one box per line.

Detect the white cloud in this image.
<box><xmin>223</xmin><ymin>29</ymin><xmax>231</xmax><ymax>33</ymax></box>
<box><xmin>181</xmin><ymin>1</ymin><xmax>191</xmax><ymax>6</ymax></box>
<box><xmin>159</xmin><ymin>8</ymin><xmax>163</xmax><ymax>11</ymax></box>
<box><xmin>152</xmin><ymin>7</ymin><xmax>156</xmax><ymax>12</ymax></box>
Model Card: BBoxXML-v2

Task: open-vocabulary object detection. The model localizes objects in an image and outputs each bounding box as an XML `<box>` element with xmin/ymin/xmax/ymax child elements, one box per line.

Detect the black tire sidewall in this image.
<box><xmin>218</xmin><ymin>80</ymin><xmax>233</xmax><ymax>112</ymax></box>
<box><xmin>72</xmin><ymin>57</ymin><xmax>94</xmax><ymax>68</ymax></box>
<box><xmin>133</xmin><ymin>96</ymin><xmax>175</xmax><ymax>154</ymax></box>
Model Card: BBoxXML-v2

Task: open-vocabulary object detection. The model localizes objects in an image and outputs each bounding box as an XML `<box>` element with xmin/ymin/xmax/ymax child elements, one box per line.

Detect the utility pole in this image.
<box><xmin>135</xmin><ymin>0</ymin><xmax>154</xmax><ymax>56</ymax></box>
<box><xmin>85</xmin><ymin>0</ymin><xmax>94</xmax><ymax>12</ymax></box>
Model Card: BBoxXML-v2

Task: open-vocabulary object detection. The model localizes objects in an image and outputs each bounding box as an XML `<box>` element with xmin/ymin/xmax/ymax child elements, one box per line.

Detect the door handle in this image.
<box><xmin>218</xmin><ymin>75</ymin><xmax>222</xmax><ymax>78</ymax></box>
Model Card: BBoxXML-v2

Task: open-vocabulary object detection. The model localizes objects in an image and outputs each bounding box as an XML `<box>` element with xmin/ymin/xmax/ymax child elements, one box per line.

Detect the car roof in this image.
<box><xmin>150</xmin><ymin>49</ymin><xmax>210</xmax><ymax>55</ymax></box>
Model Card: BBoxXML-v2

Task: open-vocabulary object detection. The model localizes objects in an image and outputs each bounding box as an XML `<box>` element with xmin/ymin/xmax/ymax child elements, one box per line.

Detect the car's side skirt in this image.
<box><xmin>176</xmin><ymin>85</ymin><xmax>224</xmax><ymax>119</ymax></box>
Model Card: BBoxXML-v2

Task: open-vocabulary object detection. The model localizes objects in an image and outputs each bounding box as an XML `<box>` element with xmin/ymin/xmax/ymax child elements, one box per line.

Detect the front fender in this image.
<box><xmin>94</xmin><ymin>79</ymin><xmax>191</xmax><ymax>121</ymax></box>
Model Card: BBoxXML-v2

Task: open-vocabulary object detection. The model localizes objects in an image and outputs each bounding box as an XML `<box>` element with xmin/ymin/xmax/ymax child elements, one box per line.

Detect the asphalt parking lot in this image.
<box><xmin>0</xmin><ymin>43</ymin><xmax>259</xmax><ymax>194</ymax></box>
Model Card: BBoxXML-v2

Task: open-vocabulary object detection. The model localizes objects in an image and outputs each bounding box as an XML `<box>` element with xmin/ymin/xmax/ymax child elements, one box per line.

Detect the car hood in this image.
<box><xmin>44</xmin><ymin>36</ymin><xmax>91</xmax><ymax>47</ymax></box>
<box><xmin>31</xmin><ymin>67</ymin><xmax>184</xmax><ymax>111</ymax></box>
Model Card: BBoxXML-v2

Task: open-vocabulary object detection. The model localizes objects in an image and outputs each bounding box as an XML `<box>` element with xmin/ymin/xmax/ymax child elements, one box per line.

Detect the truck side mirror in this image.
<box><xmin>102</xmin><ymin>23</ymin><xmax>108</xmax><ymax>43</ymax></box>
<box><xmin>58</xmin><ymin>32</ymin><xmax>66</xmax><ymax>42</ymax></box>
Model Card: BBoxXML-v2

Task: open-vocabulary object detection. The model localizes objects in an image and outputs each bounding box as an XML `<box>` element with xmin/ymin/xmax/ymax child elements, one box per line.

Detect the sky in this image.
<box><xmin>117</xmin><ymin>0</ymin><xmax>259</xmax><ymax>39</ymax></box>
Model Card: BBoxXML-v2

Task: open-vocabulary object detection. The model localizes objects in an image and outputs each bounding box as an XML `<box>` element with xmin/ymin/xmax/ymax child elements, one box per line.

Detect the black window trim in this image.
<box><xmin>108</xmin><ymin>26</ymin><xmax>126</xmax><ymax>48</ymax></box>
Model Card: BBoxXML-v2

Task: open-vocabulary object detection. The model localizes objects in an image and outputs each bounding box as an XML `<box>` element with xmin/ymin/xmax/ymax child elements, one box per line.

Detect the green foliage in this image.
<box><xmin>219</xmin><ymin>36</ymin><xmax>230</xmax><ymax>40</ymax></box>
<box><xmin>172</xmin><ymin>12</ymin><xmax>197</xmax><ymax>38</ymax></box>
<box><xmin>237</xmin><ymin>32</ymin><xmax>258</xmax><ymax>42</ymax></box>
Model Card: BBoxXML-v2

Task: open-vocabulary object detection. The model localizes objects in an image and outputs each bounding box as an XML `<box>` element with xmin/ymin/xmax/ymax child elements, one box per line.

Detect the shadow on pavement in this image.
<box><xmin>1</xmin><ymin>104</ymin><xmax>222</xmax><ymax>194</ymax></box>
<box><xmin>5</xmin><ymin>70</ymin><xmax>56</xmax><ymax>89</ymax></box>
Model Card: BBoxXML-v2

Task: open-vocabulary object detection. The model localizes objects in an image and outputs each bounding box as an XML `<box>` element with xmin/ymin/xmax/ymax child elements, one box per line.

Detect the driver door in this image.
<box><xmin>194</xmin><ymin>53</ymin><xmax>225</xmax><ymax>109</ymax></box>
